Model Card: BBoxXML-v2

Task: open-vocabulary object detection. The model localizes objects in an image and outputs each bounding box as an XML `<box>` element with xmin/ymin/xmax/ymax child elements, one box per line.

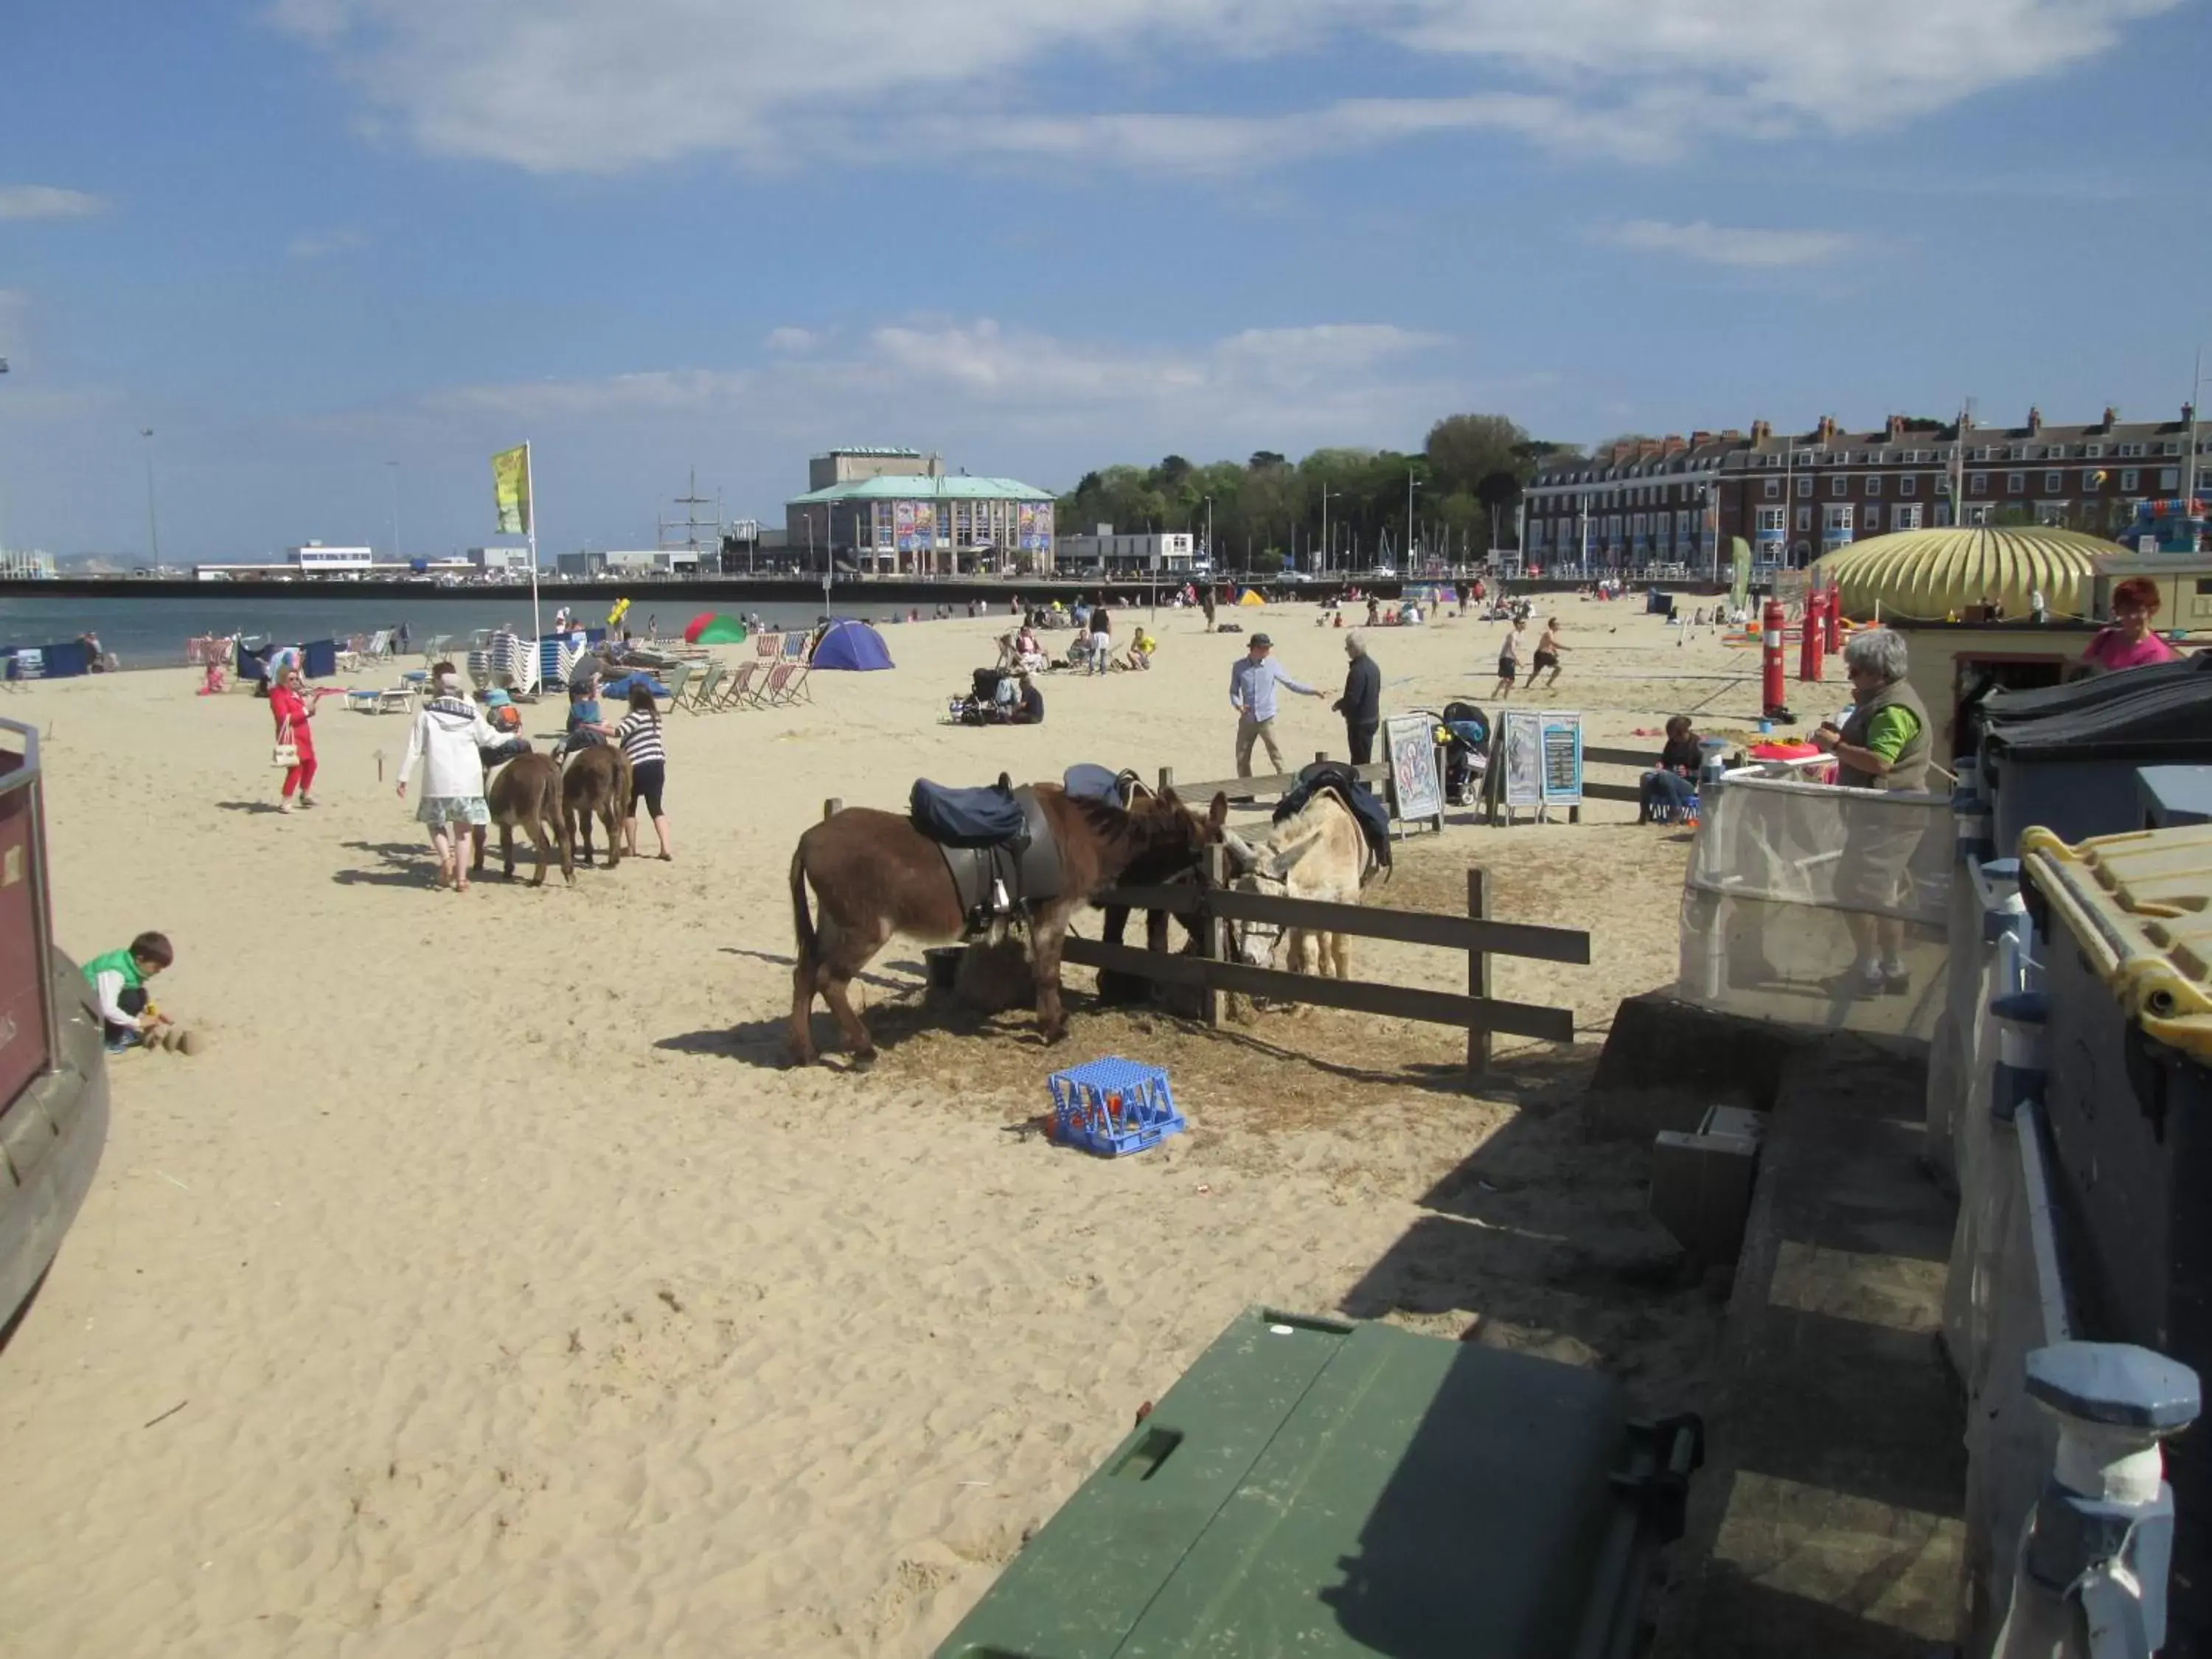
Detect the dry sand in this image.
<box><xmin>0</xmin><ymin>597</ymin><xmax>1781</xmax><ymax>1658</ymax></box>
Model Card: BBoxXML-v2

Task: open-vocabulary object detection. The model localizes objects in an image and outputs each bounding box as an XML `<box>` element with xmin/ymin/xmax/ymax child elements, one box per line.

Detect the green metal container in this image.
<box><xmin>935</xmin><ymin>1307</ymin><xmax>1701</xmax><ymax>1659</ymax></box>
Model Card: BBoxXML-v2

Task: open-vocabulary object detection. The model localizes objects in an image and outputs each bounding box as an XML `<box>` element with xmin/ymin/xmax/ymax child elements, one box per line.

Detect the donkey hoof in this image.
<box><xmin>847</xmin><ymin>1049</ymin><xmax>878</xmax><ymax>1071</ymax></box>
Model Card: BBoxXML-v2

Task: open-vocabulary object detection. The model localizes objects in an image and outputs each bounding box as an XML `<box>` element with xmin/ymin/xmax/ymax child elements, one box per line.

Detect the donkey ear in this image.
<box><xmin>1207</xmin><ymin>791</ymin><xmax>1229</xmax><ymax>830</ymax></box>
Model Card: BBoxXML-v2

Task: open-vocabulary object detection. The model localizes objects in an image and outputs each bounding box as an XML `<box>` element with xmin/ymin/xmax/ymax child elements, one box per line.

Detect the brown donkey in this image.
<box><xmin>787</xmin><ymin>785</ymin><xmax>1227</xmax><ymax>1065</ymax></box>
<box><xmin>474</xmin><ymin>753</ymin><xmax>573</xmax><ymax>887</ymax></box>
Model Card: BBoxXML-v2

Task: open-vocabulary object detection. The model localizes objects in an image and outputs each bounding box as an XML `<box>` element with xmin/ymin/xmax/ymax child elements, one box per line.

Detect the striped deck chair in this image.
<box><xmin>713</xmin><ymin>660</ymin><xmax>762</xmax><ymax>709</ymax></box>
<box><xmin>756</xmin><ymin>662</ymin><xmax>795</xmax><ymax>705</ymax></box>
<box><xmin>782</xmin><ymin>631</ymin><xmax>808</xmax><ymax>660</ymax></box>
<box><xmin>675</xmin><ymin>661</ymin><xmax>723</xmax><ymax>712</ymax></box>
<box><xmin>756</xmin><ymin>632</ymin><xmax>782</xmax><ymax>658</ymax></box>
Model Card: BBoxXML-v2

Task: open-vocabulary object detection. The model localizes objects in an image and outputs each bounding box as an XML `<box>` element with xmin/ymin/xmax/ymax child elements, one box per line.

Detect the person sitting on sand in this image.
<box><xmin>1124</xmin><ymin>627</ymin><xmax>1157</xmax><ymax>670</ymax></box>
<box><xmin>1010</xmin><ymin>669</ymin><xmax>1044</xmax><ymax>725</ymax></box>
<box><xmin>85</xmin><ymin>931</ymin><xmax>181</xmax><ymax>1054</ymax></box>
<box><xmin>1638</xmin><ymin>717</ymin><xmax>1704</xmax><ymax>824</ymax></box>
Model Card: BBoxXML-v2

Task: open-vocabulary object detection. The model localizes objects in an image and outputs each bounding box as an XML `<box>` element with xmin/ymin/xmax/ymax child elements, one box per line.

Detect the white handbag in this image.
<box><xmin>272</xmin><ymin>720</ymin><xmax>299</xmax><ymax>770</ymax></box>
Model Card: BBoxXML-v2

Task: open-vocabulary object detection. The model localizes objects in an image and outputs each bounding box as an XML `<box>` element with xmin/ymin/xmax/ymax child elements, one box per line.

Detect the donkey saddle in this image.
<box><xmin>908</xmin><ymin>776</ymin><xmax>1065</xmax><ymax>936</ymax></box>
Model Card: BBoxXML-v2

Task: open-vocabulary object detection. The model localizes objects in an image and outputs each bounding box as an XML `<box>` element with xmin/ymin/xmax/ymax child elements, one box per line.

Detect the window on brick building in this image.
<box><xmin>1796</xmin><ymin>475</ymin><xmax>1812</xmax><ymax>498</ymax></box>
<box><xmin>2162</xmin><ymin>468</ymin><xmax>2181</xmax><ymax>490</ymax></box>
<box><xmin>1865</xmin><ymin>504</ymin><xmax>1882</xmax><ymax>530</ymax></box>
<box><xmin>1971</xmin><ymin>473</ymin><xmax>1989</xmax><ymax>495</ymax></box>
<box><xmin>2007</xmin><ymin>473</ymin><xmax>2025</xmax><ymax>493</ymax></box>
<box><xmin>1899</xmin><ymin>475</ymin><xmax>1916</xmax><ymax>495</ymax></box>
<box><xmin>1866</xmin><ymin>475</ymin><xmax>1882</xmax><ymax>496</ymax></box>
<box><xmin>2122</xmin><ymin>469</ymin><xmax>2140</xmax><ymax>491</ymax></box>
<box><xmin>1795</xmin><ymin>505</ymin><xmax>1812</xmax><ymax>532</ymax></box>
<box><xmin>1832</xmin><ymin>475</ymin><xmax>1847</xmax><ymax>496</ymax></box>
<box><xmin>1894</xmin><ymin>504</ymin><xmax>1923</xmax><ymax>530</ymax></box>
<box><xmin>1764</xmin><ymin>479</ymin><xmax>1780</xmax><ymax>499</ymax></box>
<box><xmin>2044</xmin><ymin>471</ymin><xmax>2062</xmax><ymax>493</ymax></box>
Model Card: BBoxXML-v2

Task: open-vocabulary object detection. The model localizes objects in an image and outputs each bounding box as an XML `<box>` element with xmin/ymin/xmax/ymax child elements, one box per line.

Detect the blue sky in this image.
<box><xmin>1</xmin><ymin>0</ymin><xmax>2206</xmax><ymax>560</ymax></box>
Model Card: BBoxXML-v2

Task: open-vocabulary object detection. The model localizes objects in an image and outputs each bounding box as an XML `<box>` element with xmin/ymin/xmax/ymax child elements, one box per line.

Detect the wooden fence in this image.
<box><xmin>1152</xmin><ymin>757</ymin><xmax>1390</xmax><ymax>809</ymax></box>
<box><xmin>1062</xmin><ymin>846</ymin><xmax>1589</xmax><ymax>1086</ymax></box>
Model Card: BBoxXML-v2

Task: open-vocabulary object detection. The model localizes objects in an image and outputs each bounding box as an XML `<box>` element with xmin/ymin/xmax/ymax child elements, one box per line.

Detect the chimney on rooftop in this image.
<box><xmin>1887</xmin><ymin>414</ymin><xmax>1906</xmax><ymax>441</ymax></box>
<box><xmin>1750</xmin><ymin>419</ymin><xmax>1771</xmax><ymax>445</ymax></box>
<box><xmin>2028</xmin><ymin>407</ymin><xmax>2042</xmax><ymax>434</ymax></box>
<box><xmin>1690</xmin><ymin>431</ymin><xmax>1712</xmax><ymax>447</ymax></box>
<box><xmin>2102</xmin><ymin>406</ymin><xmax>2119</xmax><ymax>428</ymax></box>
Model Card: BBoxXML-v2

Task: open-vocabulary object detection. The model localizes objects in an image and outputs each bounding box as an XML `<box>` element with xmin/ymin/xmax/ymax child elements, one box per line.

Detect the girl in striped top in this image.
<box><xmin>616</xmin><ymin>684</ymin><xmax>673</xmax><ymax>860</ymax></box>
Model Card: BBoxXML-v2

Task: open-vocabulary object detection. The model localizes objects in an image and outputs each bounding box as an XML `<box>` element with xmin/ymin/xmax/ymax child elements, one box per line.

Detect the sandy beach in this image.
<box><xmin>0</xmin><ymin>597</ymin><xmax>1779</xmax><ymax>1658</ymax></box>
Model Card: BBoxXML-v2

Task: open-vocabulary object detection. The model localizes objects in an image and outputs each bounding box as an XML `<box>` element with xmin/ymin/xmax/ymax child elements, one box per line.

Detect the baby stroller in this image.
<box><xmin>1433</xmin><ymin>700</ymin><xmax>1492</xmax><ymax>807</ymax></box>
<box><xmin>948</xmin><ymin>667</ymin><xmax>1018</xmax><ymax>726</ymax></box>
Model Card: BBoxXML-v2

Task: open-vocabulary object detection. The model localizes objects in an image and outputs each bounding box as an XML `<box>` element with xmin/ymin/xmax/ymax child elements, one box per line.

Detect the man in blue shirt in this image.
<box><xmin>1228</xmin><ymin>633</ymin><xmax>1324</xmax><ymax>777</ymax></box>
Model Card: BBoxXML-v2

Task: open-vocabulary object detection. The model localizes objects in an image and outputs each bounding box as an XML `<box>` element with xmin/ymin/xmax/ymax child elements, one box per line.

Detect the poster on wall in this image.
<box><xmin>1383</xmin><ymin>713</ymin><xmax>1444</xmax><ymax>832</ymax></box>
<box><xmin>894</xmin><ymin>501</ymin><xmax>919</xmax><ymax>552</ymax></box>
<box><xmin>914</xmin><ymin>503</ymin><xmax>938</xmax><ymax>549</ymax></box>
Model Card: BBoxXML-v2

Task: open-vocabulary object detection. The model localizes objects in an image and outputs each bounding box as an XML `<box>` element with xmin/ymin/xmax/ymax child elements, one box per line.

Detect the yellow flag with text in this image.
<box><xmin>493</xmin><ymin>444</ymin><xmax>532</xmax><ymax>536</ymax></box>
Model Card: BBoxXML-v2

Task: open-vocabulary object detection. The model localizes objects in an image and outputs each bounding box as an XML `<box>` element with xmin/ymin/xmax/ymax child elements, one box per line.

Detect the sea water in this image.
<box><xmin>0</xmin><ymin>592</ymin><xmax>968</xmax><ymax>668</ymax></box>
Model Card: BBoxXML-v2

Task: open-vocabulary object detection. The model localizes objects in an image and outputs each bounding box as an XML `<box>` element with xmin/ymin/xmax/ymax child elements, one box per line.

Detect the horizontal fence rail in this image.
<box><xmin>1155</xmin><ymin>759</ymin><xmax>1391</xmax><ymax>807</ymax></box>
<box><xmin>1578</xmin><ymin>745</ymin><xmax>1655</xmax><ymax>807</ymax></box>
<box><xmin>1060</xmin><ymin>936</ymin><xmax>1576</xmax><ymax>1044</ymax></box>
<box><xmin>1078</xmin><ymin>855</ymin><xmax>1587</xmax><ymax>1083</ymax></box>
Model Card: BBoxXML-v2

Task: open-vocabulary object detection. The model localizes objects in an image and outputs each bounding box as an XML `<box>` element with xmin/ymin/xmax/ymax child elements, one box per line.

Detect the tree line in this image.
<box><xmin>1055</xmin><ymin>414</ymin><xmax>1579</xmax><ymax>572</ymax></box>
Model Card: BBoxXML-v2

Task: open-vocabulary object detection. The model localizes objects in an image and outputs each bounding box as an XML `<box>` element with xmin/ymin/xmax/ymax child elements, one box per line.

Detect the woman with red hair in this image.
<box><xmin>2081</xmin><ymin>577</ymin><xmax>2178</xmax><ymax>675</ymax></box>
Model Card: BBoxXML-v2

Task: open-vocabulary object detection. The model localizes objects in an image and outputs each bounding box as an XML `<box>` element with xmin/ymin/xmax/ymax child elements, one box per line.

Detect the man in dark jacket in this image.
<box><xmin>1333</xmin><ymin>631</ymin><xmax>1382</xmax><ymax>764</ymax></box>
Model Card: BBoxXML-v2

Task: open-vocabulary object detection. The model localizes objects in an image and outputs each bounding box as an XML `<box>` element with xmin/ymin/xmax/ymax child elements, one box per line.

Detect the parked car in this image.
<box><xmin>0</xmin><ymin>724</ymin><xmax>108</xmax><ymax>1341</ymax></box>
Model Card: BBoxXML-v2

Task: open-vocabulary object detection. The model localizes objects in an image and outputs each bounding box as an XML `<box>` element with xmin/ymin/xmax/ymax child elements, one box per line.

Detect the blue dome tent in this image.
<box><xmin>810</xmin><ymin>619</ymin><xmax>894</xmax><ymax>672</ymax></box>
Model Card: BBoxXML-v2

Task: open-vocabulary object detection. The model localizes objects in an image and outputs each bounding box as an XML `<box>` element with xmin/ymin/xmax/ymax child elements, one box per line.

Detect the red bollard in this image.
<box><xmin>1761</xmin><ymin>597</ymin><xmax>1788</xmax><ymax>715</ymax></box>
<box><xmin>1824</xmin><ymin>580</ymin><xmax>1842</xmax><ymax>655</ymax></box>
<box><xmin>1799</xmin><ymin>589</ymin><xmax>1826</xmax><ymax>682</ymax></box>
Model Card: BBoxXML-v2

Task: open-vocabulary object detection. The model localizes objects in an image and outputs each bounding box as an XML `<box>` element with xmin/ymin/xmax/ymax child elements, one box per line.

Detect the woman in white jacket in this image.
<box><xmin>397</xmin><ymin>672</ymin><xmax>506</xmax><ymax>893</ymax></box>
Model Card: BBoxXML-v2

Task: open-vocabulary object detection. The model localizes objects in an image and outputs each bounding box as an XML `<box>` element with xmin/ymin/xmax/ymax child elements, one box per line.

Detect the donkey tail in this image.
<box><xmin>789</xmin><ymin>844</ymin><xmax>818</xmax><ymax>961</ymax></box>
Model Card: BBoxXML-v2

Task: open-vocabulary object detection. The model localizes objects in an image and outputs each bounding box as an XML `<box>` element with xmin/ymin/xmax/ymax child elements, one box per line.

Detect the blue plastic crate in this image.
<box><xmin>1048</xmin><ymin>1057</ymin><xmax>1184</xmax><ymax>1158</ymax></box>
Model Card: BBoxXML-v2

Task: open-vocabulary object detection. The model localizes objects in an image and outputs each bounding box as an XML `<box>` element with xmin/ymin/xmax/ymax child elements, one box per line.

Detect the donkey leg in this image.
<box><xmin>788</xmin><ymin>956</ymin><xmax>821</xmax><ymax>1065</ymax></box>
<box><xmin>523</xmin><ymin>821</ymin><xmax>549</xmax><ymax>888</ymax></box>
<box><xmin>1031</xmin><ymin>910</ymin><xmax>1071</xmax><ymax>1043</ymax></box>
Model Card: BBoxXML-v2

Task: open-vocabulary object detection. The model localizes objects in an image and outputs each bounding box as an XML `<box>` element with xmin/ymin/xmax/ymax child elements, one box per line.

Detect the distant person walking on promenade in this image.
<box><xmin>1229</xmin><ymin>633</ymin><xmax>1324</xmax><ymax>778</ymax></box>
<box><xmin>1333</xmin><ymin>632</ymin><xmax>1381</xmax><ymax>765</ymax></box>
<box><xmin>1200</xmin><ymin>586</ymin><xmax>1217</xmax><ymax>633</ymax></box>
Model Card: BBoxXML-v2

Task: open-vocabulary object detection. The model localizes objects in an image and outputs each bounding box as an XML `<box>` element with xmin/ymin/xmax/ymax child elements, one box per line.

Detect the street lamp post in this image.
<box><xmin>386</xmin><ymin>461</ymin><xmax>401</xmax><ymax>561</ymax></box>
<box><xmin>1202</xmin><ymin>494</ymin><xmax>1214</xmax><ymax>574</ymax></box>
<box><xmin>1405</xmin><ymin>470</ymin><xmax>1422</xmax><ymax>571</ymax></box>
<box><xmin>1319</xmin><ymin>485</ymin><xmax>1340</xmax><ymax>580</ymax></box>
<box><xmin>139</xmin><ymin>428</ymin><xmax>160</xmax><ymax>566</ymax></box>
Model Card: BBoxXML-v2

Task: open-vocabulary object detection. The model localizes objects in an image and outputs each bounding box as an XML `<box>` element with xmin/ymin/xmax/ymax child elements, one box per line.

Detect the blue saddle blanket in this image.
<box><xmin>911</xmin><ymin>779</ymin><xmax>1027</xmax><ymax>848</ymax></box>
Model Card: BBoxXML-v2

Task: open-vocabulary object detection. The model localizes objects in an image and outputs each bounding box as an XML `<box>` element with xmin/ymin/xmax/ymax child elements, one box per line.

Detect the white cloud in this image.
<box><xmin>265</xmin><ymin>0</ymin><xmax>2180</xmax><ymax>174</ymax></box>
<box><xmin>1596</xmin><ymin>218</ymin><xmax>1860</xmax><ymax>268</ymax></box>
<box><xmin>414</xmin><ymin>318</ymin><xmax>1457</xmax><ymax>448</ymax></box>
<box><xmin>0</xmin><ymin>185</ymin><xmax>109</xmax><ymax>222</ymax></box>
<box><xmin>287</xmin><ymin>228</ymin><xmax>367</xmax><ymax>258</ymax></box>
<box><xmin>764</xmin><ymin>327</ymin><xmax>821</xmax><ymax>355</ymax></box>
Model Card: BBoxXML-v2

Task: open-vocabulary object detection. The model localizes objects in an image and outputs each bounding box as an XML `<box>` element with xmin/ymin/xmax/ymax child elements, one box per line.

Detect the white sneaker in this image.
<box><xmin>276</xmin><ymin>799</ymin><xmax>293</xmax><ymax>814</ymax></box>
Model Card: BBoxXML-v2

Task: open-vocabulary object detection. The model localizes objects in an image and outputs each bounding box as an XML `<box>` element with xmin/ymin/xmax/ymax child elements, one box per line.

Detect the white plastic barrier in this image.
<box><xmin>1674</xmin><ymin>768</ymin><xmax>1953</xmax><ymax>1040</ymax></box>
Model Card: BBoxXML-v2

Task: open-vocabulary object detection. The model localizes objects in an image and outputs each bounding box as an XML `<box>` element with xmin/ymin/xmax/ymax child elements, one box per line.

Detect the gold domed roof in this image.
<box><xmin>1812</xmin><ymin>526</ymin><xmax>2124</xmax><ymax>622</ymax></box>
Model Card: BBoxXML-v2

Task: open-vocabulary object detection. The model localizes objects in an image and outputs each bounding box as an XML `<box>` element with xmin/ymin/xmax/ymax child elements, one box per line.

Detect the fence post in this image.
<box><xmin>1158</xmin><ymin>766</ymin><xmax>1175</xmax><ymax>795</ymax></box>
<box><xmin>1199</xmin><ymin>844</ymin><xmax>1225</xmax><ymax>1029</ymax></box>
<box><xmin>823</xmin><ymin>798</ymin><xmax>842</xmax><ymax>820</ymax></box>
<box><xmin>1467</xmin><ymin>868</ymin><xmax>1492</xmax><ymax>1082</ymax></box>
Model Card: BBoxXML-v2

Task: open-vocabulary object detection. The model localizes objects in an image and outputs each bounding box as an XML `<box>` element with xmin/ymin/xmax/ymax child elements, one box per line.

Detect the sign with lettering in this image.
<box><xmin>1384</xmin><ymin>714</ymin><xmax>1444</xmax><ymax>830</ymax></box>
<box><xmin>1498</xmin><ymin>709</ymin><xmax>1582</xmax><ymax>818</ymax></box>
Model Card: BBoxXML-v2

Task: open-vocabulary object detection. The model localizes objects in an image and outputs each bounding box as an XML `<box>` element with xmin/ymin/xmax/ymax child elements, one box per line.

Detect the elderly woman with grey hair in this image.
<box><xmin>1812</xmin><ymin>626</ymin><xmax>1935</xmax><ymax>995</ymax></box>
<box><xmin>1332</xmin><ymin>630</ymin><xmax>1382</xmax><ymax>764</ymax></box>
